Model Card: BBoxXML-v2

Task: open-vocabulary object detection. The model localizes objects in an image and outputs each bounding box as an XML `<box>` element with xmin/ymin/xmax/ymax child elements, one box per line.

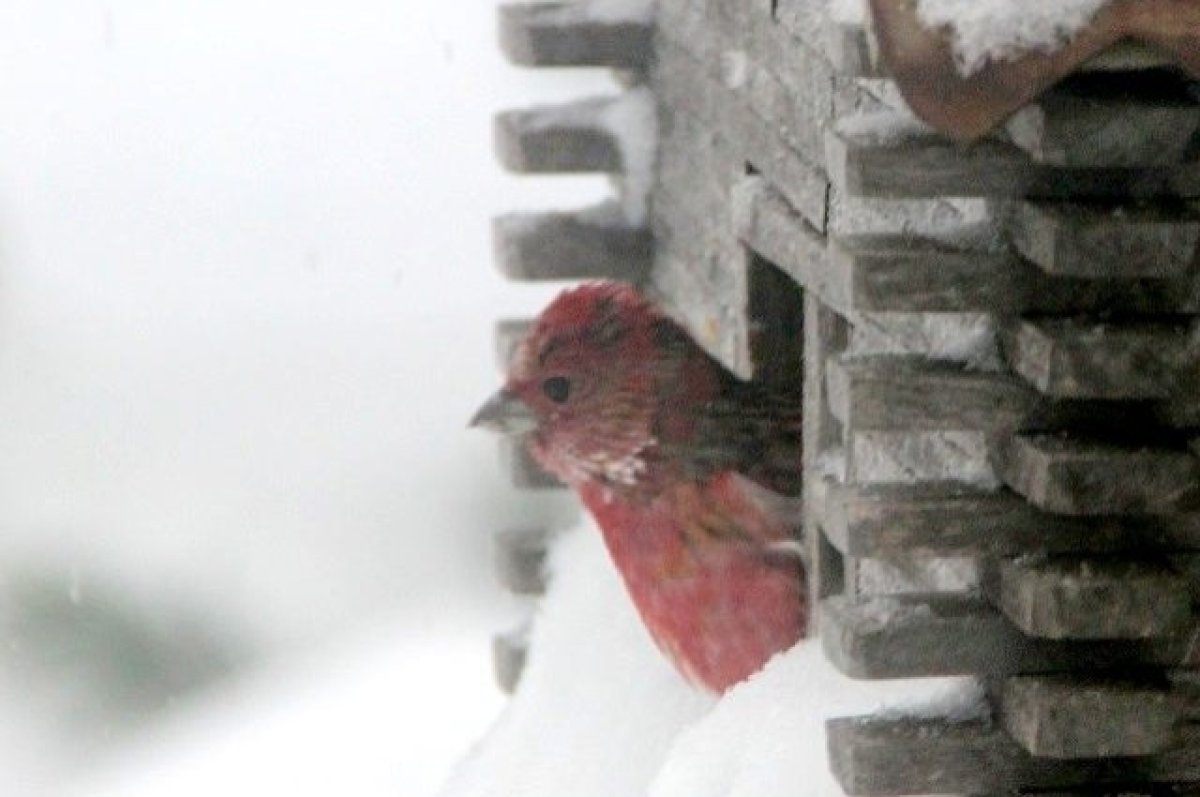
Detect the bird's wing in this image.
<box><xmin>655</xmin><ymin>375</ymin><xmax>803</xmax><ymax>497</ymax></box>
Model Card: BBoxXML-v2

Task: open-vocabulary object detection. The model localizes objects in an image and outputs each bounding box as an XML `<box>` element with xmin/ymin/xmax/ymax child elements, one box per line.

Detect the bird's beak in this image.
<box><xmin>469</xmin><ymin>389</ymin><xmax>537</xmax><ymax>435</ymax></box>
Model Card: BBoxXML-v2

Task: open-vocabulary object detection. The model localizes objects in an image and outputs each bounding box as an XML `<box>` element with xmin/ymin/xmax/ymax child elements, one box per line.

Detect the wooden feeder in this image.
<box><xmin>489</xmin><ymin>0</ymin><xmax>1200</xmax><ymax>792</ymax></box>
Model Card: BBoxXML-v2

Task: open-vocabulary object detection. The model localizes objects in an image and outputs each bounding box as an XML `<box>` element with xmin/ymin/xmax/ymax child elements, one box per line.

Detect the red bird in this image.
<box><xmin>472</xmin><ymin>281</ymin><xmax>807</xmax><ymax>693</ymax></box>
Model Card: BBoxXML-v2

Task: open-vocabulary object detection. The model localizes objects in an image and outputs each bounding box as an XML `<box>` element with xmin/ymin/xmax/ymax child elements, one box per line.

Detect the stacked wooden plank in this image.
<box><xmin>489</xmin><ymin>0</ymin><xmax>656</xmax><ymax>692</ymax></box>
<box><xmin>663</xmin><ymin>3</ymin><xmax>1200</xmax><ymax>795</ymax></box>
<box><xmin>493</xmin><ymin>1</ymin><xmax>1200</xmax><ymax>792</ymax></box>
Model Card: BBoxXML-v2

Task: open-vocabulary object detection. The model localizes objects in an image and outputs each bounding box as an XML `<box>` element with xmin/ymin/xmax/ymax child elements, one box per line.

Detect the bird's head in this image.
<box><xmin>471</xmin><ymin>282</ymin><xmax>679</xmax><ymax>489</ymax></box>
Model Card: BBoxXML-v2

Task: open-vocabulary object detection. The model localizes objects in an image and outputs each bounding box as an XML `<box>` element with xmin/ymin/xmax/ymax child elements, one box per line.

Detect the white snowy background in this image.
<box><xmin>0</xmin><ymin>1</ymin><xmax>605</xmax><ymax>794</ymax></box>
<box><xmin>0</xmin><ymin>1</ymin><xmax>997</xmax><ymax>795</ymax></box>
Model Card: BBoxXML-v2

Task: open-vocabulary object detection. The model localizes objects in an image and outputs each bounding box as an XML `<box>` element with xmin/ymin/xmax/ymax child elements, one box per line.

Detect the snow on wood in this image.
<box><xmin>915</xmin><ymin>0</ymin><xmax>1112</xmax><ymax>76</ymax></box>
<box><xmin>597</xmin><ymin>86</ymin><xmax>658</xmax><ymax>225</ymax></box>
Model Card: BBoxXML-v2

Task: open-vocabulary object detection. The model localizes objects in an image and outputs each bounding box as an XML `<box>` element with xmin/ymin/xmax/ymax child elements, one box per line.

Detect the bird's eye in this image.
<box><xmin>541</xmin><ymin>376</ymin><xmax>571</xmax><ymax>404</ymax></box>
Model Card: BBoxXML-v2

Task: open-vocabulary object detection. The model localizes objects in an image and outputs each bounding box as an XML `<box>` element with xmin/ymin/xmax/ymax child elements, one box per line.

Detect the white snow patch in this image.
<box><xmin>584</xmin><ymin>0</ymin><xmax>655</xmax><ymax>24</ymax></box>
<box><xmin>440</xmin><ymin>521</ymin><xmax>714</xmax><ymax>797</ymax></box>
<box><xmin>598</xmin><ymin>86</ymin><xmax>658</xmax><ymax>225</ymax></box>
<box><xmin>916</xmin><ymin>0</ymin><xmax>1113</xmax><ymax>75</ymax></box>
<box><xmin>828</xmin><ymin>0</ymin><xmax>867</xmax><ymax>24</ymax></box>
<box><xmin>649</xmin><ymin>643</ymin><xmax>979</xmax><ymax>797</ymax></box>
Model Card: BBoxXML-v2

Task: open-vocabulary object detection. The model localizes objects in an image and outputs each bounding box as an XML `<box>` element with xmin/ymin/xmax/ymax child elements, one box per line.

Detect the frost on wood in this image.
<box><xmin>598</xmin><ymin>86</ymin><xmax>658</xmax><ymax>226</ymax></box>
<box><xmin>583</xmin><ymin>0</ymin><xmax>654</xmax><ymax>24</ymax></box>
<box><xmin>849</xmin><ymin>312</ymin><xmax>1002</xmax><ymax>371</ymax></box>
<box><xmin>916</xmin><ymin>0</ymin><xmax>1113</xmax><ymax>75</ymax></box>
<box><xmin>851</xmin><ymin>431</ymin><xmax>998</xmax><ymax>487</ymax></box>
<box><xmin>828</xmin><ymin>0</ymin><xmax>867</xmax><ymax>24</ymax></box>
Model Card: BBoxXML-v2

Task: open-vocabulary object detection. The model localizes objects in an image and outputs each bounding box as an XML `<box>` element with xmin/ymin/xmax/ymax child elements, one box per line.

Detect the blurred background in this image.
<box><xmin>0</xmin><ymin>1</ymin><xmax>605</xmax><ymax>793</ymax></box>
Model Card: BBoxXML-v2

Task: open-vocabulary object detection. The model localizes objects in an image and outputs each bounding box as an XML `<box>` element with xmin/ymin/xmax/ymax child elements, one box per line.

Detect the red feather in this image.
<box><xmin>500</xmin><ymin>281</ymin><xmax>807</xmax><ymax>693</ymax></box>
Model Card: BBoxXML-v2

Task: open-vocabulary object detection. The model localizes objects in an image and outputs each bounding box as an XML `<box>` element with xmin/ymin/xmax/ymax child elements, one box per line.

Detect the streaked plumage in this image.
<box><xmin>474</xmin><ymin>281</ymin><xmax>807</xmax><ymax>693</ymax></box>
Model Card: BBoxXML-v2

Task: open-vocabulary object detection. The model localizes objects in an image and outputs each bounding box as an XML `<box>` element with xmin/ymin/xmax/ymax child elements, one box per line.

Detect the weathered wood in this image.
<box><xmin>1008</xmin><ymin>200</ymin><xmax>1200</xmax><ymax>279</ymax></box>
<box><xmin>650</xmin><ymin>248</ymin><xmax>753</xmax><ymax>379</ymax></box>
<box><xmin>833</xmin><ymin>232</ymin><xmax>1200</xmax><ymax>314</ymax></box>
<box><xmin>650</xmin><ymin>138</ymin><xmax>751</xmax><ymax>374</ymax></box>
<box><xmin>826</xmin><ymin>355</ymin><xmax>1177</xmax><ymax>444</ymax></box>
<box><xmin>497</xmin><ymin>1</ymin><xmax>653</xmax><ymax>68</ymax></box>
<box><xmin>827</xmin><ymin>111</ymin><xmax>1200</xmax><ymax>199</ymax></box>
<box><xmin>494</xmin><ymin>97</ymin><xmax>623</xmax><ymax>174</ymax></box>
<box><xmin>656</xmin><ymin>0</ymin><xmax>838</xmax><ymax>167</ymax></box>
<box><xmin>493</xmin><ymin>202</ymin><xmax>652</xmax><ymax>281</ymax></box>
<box><xmin>738</xmin><ymin>180</ymin><xmax>1200</xmax><ymax>315</ymax></box>
<box><xmin>826</xmin><ymin>716</ymin><xmax>1200</xmax><ymax>796</ymax></box>
<box><xmin>1001</xmin><ymin>675</ymin><xmax>1178</xmax><ymax>759</ymax></box>
<box><xmin>1004</xmin><ymin>72</ymin><xmax>1200</xmax><ymax>167</ymax></box>
<box><xmin>999</xmin><ymin>434</ymin><xmax>1200</xmax><ymax>516</ymax></box>
<box><xmin>652</xmin><ymin>38</ymin><xmax>831</xmax><ymax>232</ymax></box>
<box><xmin>820</xmin><ymin>479</ymin><xmax>1200</xmax><ymax>558</ymax></box>
<box><xmin>493</xmin><ymin>527</ymin><xmax>549</xmax><ymax>595</ymax></box>
<box><xmin>732</xmin><ymin>175</ymin><xmax>834</xmax><ymax>305</ymax></box>
<box><xmin>999</xmin><ymin>556</ymin><xmax>1191</xmax><ymax>640</ymax></box>
<box><xmin>495</xmin><ymin>318</ymin><xmax>533</xmax><ymax>371</ymax></box>
<box><xmin>803</xmin><ymin>289</ymin><xmax>850</xmax><ymax>613</ymax></box>
<box><xmin>828</xmin><ymin>355</ymin><xmax>1037</xmax><ymax>434</ymax></box>
<box><xmin>501</xmin><ymin>435</ymin><xmax>563</xmax><ymax>490</ymax></box>
<box><xmin>829</xmin><ymin>231</ymin><xmax>1023</xmax><ymax>313</ymax></box>
<box><xmin>821</xmin><ymin>592</ymin><xmax>1200</xmax><ymax>680</ymax></box>
<box><xmin>492</xmin><ymin>622</ymin><xmax>530</xmax><ymax>694</ymax></box>
<box><xmin>1004</xmin><ymin>318</ymin><xmax>1200</xmax><ymax>400</ymax></box>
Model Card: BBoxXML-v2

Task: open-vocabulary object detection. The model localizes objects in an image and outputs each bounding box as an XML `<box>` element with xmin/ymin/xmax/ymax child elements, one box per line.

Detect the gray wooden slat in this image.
<box><xmin>737</xmin><ymin>180</ymin><xmax>1200</xmax><ymax>315</ymax></box>
<box><xmin>999</xmin><ymin>556</ymin><xmax>1191</xmax><ymax>640</ymax></box>
<box><xmin>1004</xmin><ymin>73</ymin><xmax>1200</xmax><ymax>167</ymax></box>
<box><xmin>819</xmin><ymin>479</ymin><xmax>1200</xmax><ymax>558</ymax></box>
<box><xmin>1009</xmin><ymin>200</ymin><xmax>1200</xmax><ymax>279</ymax></box>
<box><xmin>495</xmin><ymin>319</ymin><xmax>533</xmax><ymax>372</ymax></box>
<box><xmin>494</xmin><ymin>97</ymin><xmax>623</xmax><ymax>174</ymax></box>
<box><xmin>828</xmin><ymin>231</ymin><xmax>1025</xmax><ymax>313</ymax></box>
<box><xmin>804</xmin><ymin>291</ymin><xmax>851</xmax><ymax>606</ymax></box>
<box><xmin>827</xmin><ymin>355</ymin><xmax>1037</xmax><ymax>434</ymax></box>
<box><xmin>1001</xmin><ymin>675</ymin><xmax>1178</xmax><ymax>759</ymax></box>
<box><xmin>731</xmin><ymin>175</ymin><xmax>834</xmax><ymax>306</ymax></box>
<box><xmin>833</xmin><ymin>232</ymin><xmax>1200</xmax><ymax>315</ymax></box>
<box><xmin>501</xmin><ymin>435</ymin><xmax>564</xmax><ymax>490</ymax></box>
<box><xmin>1005</xmin><ymin>318</ymin><xmax>1200</xmax><ymax>400</ymax></box>
<box><xmin>497</xmin><ymin>1</ymin><xmax>652</xmax><ymax>68</ymax></box>
<box><xmin>826</xmin><ymin>716</ymin><xmax>1200</xmax><ymax>796</ymax></box>
<box><xmin>652</xmin><ymin>37</ymin><xmax>830</xmax><ymax>232</ymax></box>
<box><xmin>492</xmin><ymin>202</ymin><xmax>652</xmax><ymax>281</ymax></box>
<box><xmin>492</xmin><ymin>622</ymin><xmax>531</xmax><ymax>694</ymax></box>
<box><xmin>821</xmin><ymin>592</ymin><xmax>1200</xmax><ymax>680</ymax></box>
<box><xmin>827</xmin><ymin>111</ymin><xmax>1200</xmax><ymax>199</ymax></box>
<box><xmin>827</xmin><ymin>355</ymin><xmax>1178</xmax><ymax>445</ymax></box>
<box><xmin>999</xmin><ymin>434</ymin><xmax>1200</xmax><ymax>516</ymax></box>
<box><xmin>655</xmin><ymin>0</ymin><xmax>837</xmax><ymax>171</ymax></box>
<box><xmin>493</xmin><ymin>528</ymin><xmax>549</xmax><ymax>595</ymax></box>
